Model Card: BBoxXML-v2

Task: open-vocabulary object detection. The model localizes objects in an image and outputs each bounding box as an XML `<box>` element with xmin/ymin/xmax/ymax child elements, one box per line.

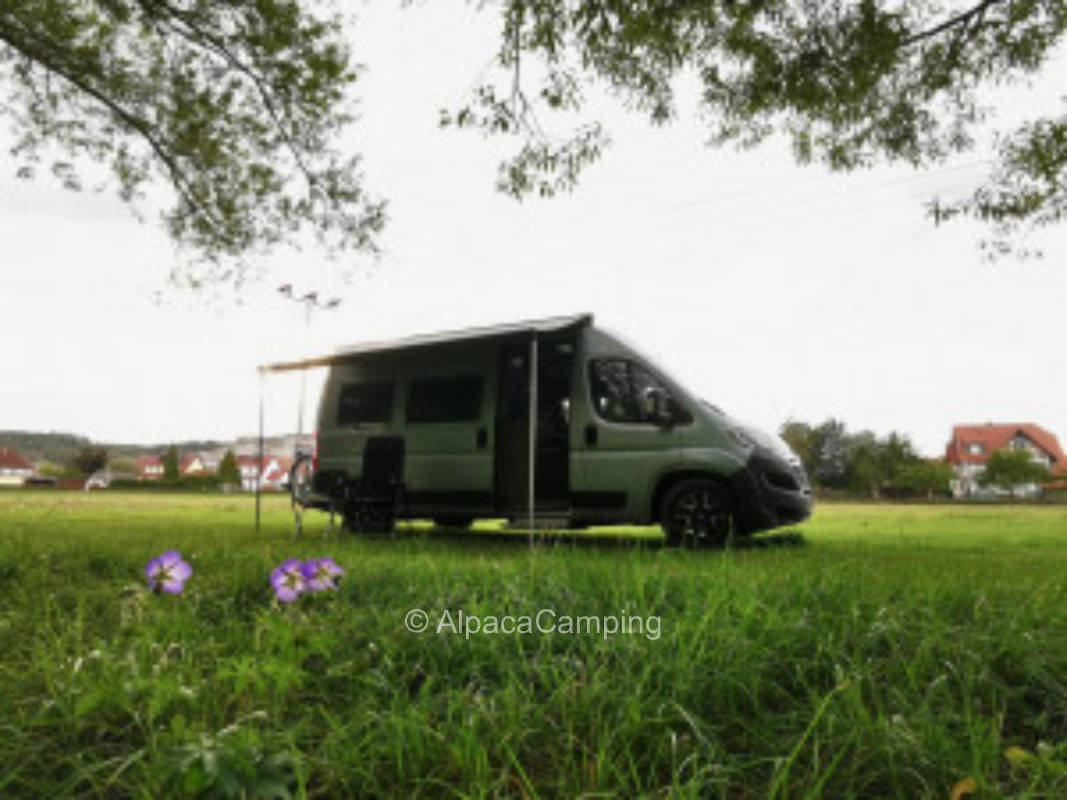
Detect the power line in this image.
<box><xmin>666</xmin><ymin>157</ymin><xmax>994</xmax><ymax>211</ymax></box>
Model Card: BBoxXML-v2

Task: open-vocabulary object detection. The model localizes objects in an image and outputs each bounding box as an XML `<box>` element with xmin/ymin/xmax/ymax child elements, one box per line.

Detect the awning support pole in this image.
<box><xmin>528</xmin><ymin>333</ymin><xmax>538</xmax><ymax>545</ymax></box>
<box><xmin>297</xmin><ymin>301</ymin><xmax>312</xmax><ymax>439</ymax></box>
<box><xmin>256</xmin><ymin>368</ymin><xmax>264</xmax><ymax>534</ymax></box>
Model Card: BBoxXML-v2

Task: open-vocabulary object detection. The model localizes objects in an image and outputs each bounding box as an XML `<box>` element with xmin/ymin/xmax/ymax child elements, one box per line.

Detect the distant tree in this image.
<box><xmin>0</xmin><ymin>430</ymin><xmax>92</xmax><ymax>466</ymax></box>
<box><xmin>784</xmin><ymin>420</ymin><xmax>926</xmax><ymax>495</ymax></box>
<box><xmin>109</xmin><ymin>457</ymin><xmax>137</xmax><ymax>475</ymax></box>
<box><xmin>895</xmin><ymin>460</ymin><xmax>954</xmax><ymax>498</ymax></box>
<box><xmin>70</xmin><ymin>446</ymin><xmax>108</xmax><ymax>477</ymax></box>
<box><xmin>780</xmin><ymin>420</ymin><xmax>818</xmax><ymax>479</ymax></box>
<box><xmin>35</xmin><ymin>460</ymin><xmax>66</xmax><ymax>479</ymax></box>
<box><xmin>218</xmin><ymin>450</ymin><xmax>241</xmax><ymax>486</ymax></box>
<box><xmin>979</xmin><ymin>450</ymin><xmax>1052</xmax><ymax>495</ymax></box>
<box><xmin>880</xmin><ymin>432</ymin><xmax>919</xmax><ymax>486</ymax></box>
<box><xmin>163</xmin><ymin>446</ymin><xmax>180</xmax><ymax>482</ymax></box>
<box><xmin>846</xmin><ymin>430</ymin><xmax>885</xmax><ymax>497</ymax></box>
<box><xmin>812</xmin><ymin>419</ymin><xmax>851</xmax><ymax>489</ymax></box>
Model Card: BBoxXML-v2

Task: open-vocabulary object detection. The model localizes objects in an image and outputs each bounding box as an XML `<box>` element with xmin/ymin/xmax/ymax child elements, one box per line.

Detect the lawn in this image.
<box><xmin>0</xmin><ymin>491</ymin><xmax>1065</xmax><ymax>798</ymax></box>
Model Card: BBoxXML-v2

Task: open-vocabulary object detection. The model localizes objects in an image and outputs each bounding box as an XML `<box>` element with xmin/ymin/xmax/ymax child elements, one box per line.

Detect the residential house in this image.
<box><xmin>945</xmin><ymin>423</ymin><xmax>1067</xmax><ymax>497</ymax></box>
<box><xmin>231</xmin><ymin>434</ymin><xmax>313</xmax><ymax>459</ymax></box>
<box><xmin>235</xmin><ymin>454</ymin><xmax>293</xmax><ymax>492</ymax></box>
<box><xmin>198</xmin><ymin>451</ymin><xmax>223</xmax><ymax>473</ymax></box>
<box><xmin>179</xmin><ymin>454</ymin><xmax>205</xmax><ymax>475</ymax></box>
<box><xmin>85</xmin><ymin>470</ymin><xmax>111</xmax><ymax>490</ymax></box>
<box><xmin>0</xmin><ymin>447</ymin><xmax>34</xmax><ymax>486</ymax></box>
<box><xmin>260</xmin><ymin>455</ymin><xmax>294</xmax><ymax>491</ymax></box>
<box><xmin>236</xmin><ymin>455</ymin><xmax>261</xmax><ymax>491</ymax></box>
<box><xmin>137</xmin><ymin>455</ymin><xmax>165</xmax><ymax>481</ymax></box>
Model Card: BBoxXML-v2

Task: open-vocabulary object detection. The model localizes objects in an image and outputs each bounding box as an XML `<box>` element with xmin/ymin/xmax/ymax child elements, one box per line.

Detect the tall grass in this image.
<box><xmin>0</xmin><ymin>492</ymin><xmax>1065</xmax><ymax>798</ymax></box>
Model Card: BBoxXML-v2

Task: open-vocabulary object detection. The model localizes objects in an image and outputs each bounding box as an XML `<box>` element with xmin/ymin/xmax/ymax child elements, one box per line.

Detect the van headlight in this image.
<box><xmin>729</xmin><ymin>425</ymin><xmax>797</xmax><ymax>462</ymax></box>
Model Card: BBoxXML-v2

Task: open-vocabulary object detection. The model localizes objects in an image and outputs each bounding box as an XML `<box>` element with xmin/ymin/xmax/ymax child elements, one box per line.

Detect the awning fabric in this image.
<box><xmin>259</xmin><ymin>313</ymin><xmax>593</xmax><ymax>373</ymax></box>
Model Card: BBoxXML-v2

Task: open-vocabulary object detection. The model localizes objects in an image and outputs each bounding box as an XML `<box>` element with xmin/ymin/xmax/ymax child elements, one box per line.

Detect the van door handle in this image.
<box><xmin>476</xmin><ymin>427</ymin><xmax>488</xmax><ymax>449</ymax></box>
<box><xmin>585</xmin><ymin>424</ymin><xmax>598</xmax><ymax>446</ymax></box>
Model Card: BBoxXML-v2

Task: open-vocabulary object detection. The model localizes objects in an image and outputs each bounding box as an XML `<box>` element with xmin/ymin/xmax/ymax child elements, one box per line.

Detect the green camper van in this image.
<box><xmin>271</xmin><ymin>314</ymin><xmax>812</xmax><ymax>544</ymax></box>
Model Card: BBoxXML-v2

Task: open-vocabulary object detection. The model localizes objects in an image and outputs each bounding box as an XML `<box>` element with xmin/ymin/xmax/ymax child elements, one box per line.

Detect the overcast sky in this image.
<box><xmin>2</xmin><ymin>2</ymin><xmax>1065</xmax><ymax>457</ymax></box>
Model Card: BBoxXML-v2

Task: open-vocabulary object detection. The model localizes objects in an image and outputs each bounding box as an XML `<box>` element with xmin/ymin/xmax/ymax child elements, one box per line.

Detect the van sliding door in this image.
<box><xmin>495</xmin><ymin>340</ymin><xmax>574</xmax><ymax>513</ymax></box>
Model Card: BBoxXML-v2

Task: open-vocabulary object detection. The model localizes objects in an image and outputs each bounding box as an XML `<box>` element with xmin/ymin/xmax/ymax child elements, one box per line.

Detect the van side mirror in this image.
<box><xmin>643</xmin><ymin>387</ymin><xmax>674</xmax><ymax>428</ymax></box>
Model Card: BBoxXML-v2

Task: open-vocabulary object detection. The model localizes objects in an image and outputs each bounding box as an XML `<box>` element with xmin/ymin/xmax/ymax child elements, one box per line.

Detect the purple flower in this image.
<box><xmin>145</xmin><ymin>551</ymin><xmax>193</xmax><ymax>594</ymax></box>
<box><xmin>302</xmin><ymin>558</ymin><xmax>345</xmax><ymax>593</ymax></box>
<box><xmin>270</xmin><ymin>559</ymin><xmax>307</xmax><ymax>603</ymax></box>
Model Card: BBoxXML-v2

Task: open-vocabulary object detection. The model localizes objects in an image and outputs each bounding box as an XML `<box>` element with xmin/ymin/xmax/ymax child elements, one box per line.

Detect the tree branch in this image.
<box><xmin>0</xmin><ymin>14</ymin><xmax>228</xmax><ymax>243</ymax></box>
<box><xmin>127</xmin><ymin>0</ymin><xmax>320</xmax><ymax>187</ymax></box>
<box><xmin>902</xmin><ymin>0</ymin><xmax>1007</xmax><ymax>47</ymax></box>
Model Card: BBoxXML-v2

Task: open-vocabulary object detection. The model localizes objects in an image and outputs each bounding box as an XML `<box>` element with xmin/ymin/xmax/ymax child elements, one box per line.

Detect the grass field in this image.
<box><xmin>1</xmin><ymin>491</ymin><xmax>1065</xmax><ymax>798</ymax></box>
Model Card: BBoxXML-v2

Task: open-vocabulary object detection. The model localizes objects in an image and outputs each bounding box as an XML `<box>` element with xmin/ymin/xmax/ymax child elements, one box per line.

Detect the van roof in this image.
<box><xmin>260</xmin><ymin>313</ymin><xmax>593</xmax><ymax>372</ymax></box>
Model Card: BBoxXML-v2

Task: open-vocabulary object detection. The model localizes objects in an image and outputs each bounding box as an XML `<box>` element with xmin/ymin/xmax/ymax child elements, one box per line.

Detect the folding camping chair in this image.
<box><xmin>344</xmin><ymin>436</ymin><xmax>409</xmax><ymax>535</ymax></box>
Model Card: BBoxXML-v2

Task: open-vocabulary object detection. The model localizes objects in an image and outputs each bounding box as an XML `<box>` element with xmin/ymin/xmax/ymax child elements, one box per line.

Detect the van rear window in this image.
<box><xmin>406</xmin><ymin>376</ymin><xmax>483</xmax><ymax>423</ymax></box>
<box><xmin>337</xmin><ymin>381</ymin><xmax>394</xmax><ymax>425</ymax></box>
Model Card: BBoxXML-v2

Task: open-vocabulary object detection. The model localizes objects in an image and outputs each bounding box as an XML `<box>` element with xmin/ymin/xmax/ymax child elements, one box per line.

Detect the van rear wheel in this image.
<box><xmin>344</xmin><ymin>503</ymin><xmax>395</xmax><ymax>534</ymax></box>
<box><xmin>661</xmin><ymin>479</ymin><xmax>734</xmax><ymax>547</ymax></box>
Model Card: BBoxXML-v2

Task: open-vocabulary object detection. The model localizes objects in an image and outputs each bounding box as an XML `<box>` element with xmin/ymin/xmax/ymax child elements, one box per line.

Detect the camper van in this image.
<box><xmin>269</xmin><ymin>314</ymin><xmax>812</xmax><ymax>543</ymax></box>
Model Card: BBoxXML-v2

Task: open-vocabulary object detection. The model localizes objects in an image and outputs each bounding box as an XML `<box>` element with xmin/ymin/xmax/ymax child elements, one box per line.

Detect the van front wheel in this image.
<box><xmin>661</xmin><ymin>479</ymin><xmax>734</xmax><ymax>547</ymax></box>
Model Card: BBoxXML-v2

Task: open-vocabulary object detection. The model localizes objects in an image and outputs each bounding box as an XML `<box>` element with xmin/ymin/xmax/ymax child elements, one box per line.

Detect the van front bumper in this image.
<box><xmin>729</xmin><ymin>450</ymin><xmax>813</xmax><ymax>534</ymax></box>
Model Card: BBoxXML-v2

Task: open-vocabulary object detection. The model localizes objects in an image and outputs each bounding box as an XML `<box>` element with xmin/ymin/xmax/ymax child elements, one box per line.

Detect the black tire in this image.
<box><xmin>432</xmin><ymin>515</ymin><xmax>473</xmax><ymax>530</ymax></box>
<box><xmin>661</xmin><ymin>479</ymin><xmax>735</xmax><ymax>547</ymax></box>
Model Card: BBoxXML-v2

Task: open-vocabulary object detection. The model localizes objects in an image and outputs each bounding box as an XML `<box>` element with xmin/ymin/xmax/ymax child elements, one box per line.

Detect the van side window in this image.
<box><xmin>588</xmin><ymin>359</ymin><xmax>639</xmax><ymax>422</ymax></box>
<box><xmin>407</xmin><ymin>376</ymin><xmax>483</xmax><ymax>423</ymax></box>
<box><xmin>337</xmin><ymin>381</ymin><xmax>394</xmax><ymax>425</ymax></box>
<box><xmin>588</xmin><ymin>359</ymin><xmax>690</xmax><ymax>424</ymax></box>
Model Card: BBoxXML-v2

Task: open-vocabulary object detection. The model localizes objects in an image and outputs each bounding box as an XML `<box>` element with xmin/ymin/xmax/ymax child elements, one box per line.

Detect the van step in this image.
<box><xmin>504</xmin><ymin>512</ymin><xmax>573</xmax><ymax>531</ymax></box>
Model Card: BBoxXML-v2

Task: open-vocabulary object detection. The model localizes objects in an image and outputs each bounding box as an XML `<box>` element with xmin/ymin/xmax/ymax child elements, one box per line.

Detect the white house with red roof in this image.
<box><xmin>0</xmin><ymin>447</ymin><xmax>34</xmax><ymax>486</ymax></box>
<box><xmin>235</xmin><ymin>454</ymin><xmax>293</xmax><ymax>491</ymax></box>
<box><xmin>179</xmin><ymin>454</ymin><xmax>205</xmax><ymax>475</ymax></box>
<box><xmin>945</xmin><ymin>423</ymin><xmax>1067</xmax><ymax>497</ymax></box>
<box><xmin>236</xmin><ymin>455</ymin><xmax>261</xmax><ymax>491</ymax></box>
<box><xmin>137</xmin><ymin>455</ymin><xmax>165</xmax><ymax>481</ymax></box>
<box><xmin>260</xmin><ymin>455</ymin><xmax>294</xmax><ymax>491</ymax></box>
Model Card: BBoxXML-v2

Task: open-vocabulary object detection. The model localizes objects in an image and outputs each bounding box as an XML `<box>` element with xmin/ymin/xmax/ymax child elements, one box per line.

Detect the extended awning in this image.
<box><xmin>258</xmin><ymin>313</ymin><xmax>593</xmax><ymax>372</ymax></box>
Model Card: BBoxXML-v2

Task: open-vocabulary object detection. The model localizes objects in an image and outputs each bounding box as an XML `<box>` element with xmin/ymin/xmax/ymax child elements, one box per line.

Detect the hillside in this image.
<box><xmin>0</xmin><ymin>430</ymin><xmax>226</xmax><ymax>466</ymax></box>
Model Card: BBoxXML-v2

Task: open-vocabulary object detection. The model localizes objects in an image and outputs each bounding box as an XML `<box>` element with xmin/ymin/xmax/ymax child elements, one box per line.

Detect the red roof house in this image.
<box><xmin>236</xmin><ymin>455</ymin><xmax>261</xmax><ymax>490</ymax></box>
<box><xmin>945</xmin><ymin>423</ymin><xmax>1067</xmax><ymax>495</ymax></box>
<box><xmin>179</xmin><ymin>454</ymin><xmax>205</xmax><ymax>475</ymax></box>
<box><xmin>137</xmin><ymin>455</ymin><xmax>165</xmax><ymax>481</ymax></box>
<box><xmin>234</xmin><ymin>455</ymin><xmax>293</xmax><ymax>491</ymax></box>
<box><xmin>260</xmin><ymin>455</ymin><xmax>294</xmax><ymax>490</ymax></box>
<box><xmin>0</xmin><ymin>447</ymin><xmax>34</xmax><ymax>485</ymax></box>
